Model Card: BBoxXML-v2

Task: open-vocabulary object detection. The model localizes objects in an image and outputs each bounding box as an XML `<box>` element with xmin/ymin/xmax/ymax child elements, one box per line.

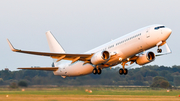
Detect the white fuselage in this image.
<box><xmin>53</xmin><ymin>24</ymin><xmax>171</xmax><ymax>77</ymax></box>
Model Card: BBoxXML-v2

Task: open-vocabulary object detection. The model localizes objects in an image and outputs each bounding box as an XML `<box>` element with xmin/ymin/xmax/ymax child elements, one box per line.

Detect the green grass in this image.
<box><xmin>0</xmin><ymin>87</ymin><xmax>179</xmax><ymax>96</ymax></box>
<box><xmin>0</xmin><ymin>87</ymin><xmax>180</xmax><ymax>101</ymax></box>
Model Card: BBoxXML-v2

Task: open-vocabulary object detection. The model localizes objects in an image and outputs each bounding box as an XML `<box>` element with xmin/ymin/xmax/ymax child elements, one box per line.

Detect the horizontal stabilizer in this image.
<box><xmin>18</xmin><ymin>67</ymin><xmax>59</xmax><ymax>71</ymax></box>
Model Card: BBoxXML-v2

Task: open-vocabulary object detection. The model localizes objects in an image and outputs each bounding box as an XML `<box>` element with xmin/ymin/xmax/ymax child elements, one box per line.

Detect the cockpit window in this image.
<box><xmin>154</xmin><ymin>26</ymin><xmax>165</xmax><ymax>30</ymax></box>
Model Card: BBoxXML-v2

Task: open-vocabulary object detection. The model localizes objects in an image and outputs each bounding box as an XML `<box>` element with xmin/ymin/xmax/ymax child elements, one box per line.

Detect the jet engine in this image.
<box><xmin>91</xmin><ymin>50</ymin><xmax>110</xmax><ymax>65</ymax></box>
<box><xmin>136</xmin><ymin>51</ymin><xmax>155</xmax><ymax>65</ymax></box>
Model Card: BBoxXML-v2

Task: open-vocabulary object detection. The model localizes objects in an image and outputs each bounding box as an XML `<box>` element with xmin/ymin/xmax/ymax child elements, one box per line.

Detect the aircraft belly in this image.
<box><xmin>53</xmin><ymin>61</ymin><xmax>94</xmax><ymax>77</ymax></box>
<box><xmin>106</xmin><ymin>57</ymin><xmax>120</xmax><ymax>66</ymax></box>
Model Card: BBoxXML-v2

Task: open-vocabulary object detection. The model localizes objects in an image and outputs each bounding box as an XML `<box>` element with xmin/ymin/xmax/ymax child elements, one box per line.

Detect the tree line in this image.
<box><xmin>0</xmin><ymin>65</ymin><xmax>180</xmax><ymax>88</ymax></box>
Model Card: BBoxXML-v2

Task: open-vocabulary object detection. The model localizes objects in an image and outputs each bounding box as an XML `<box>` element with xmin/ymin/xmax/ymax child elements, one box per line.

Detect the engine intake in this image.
<box><xmin>91</xmin><ymin>50</ymin><xmax>110</xmax><ymax>65</ymax></box>
<box><xmin>136</xmin><ymin>51</ymin><xmax>155</xmax><ymax>65</ymax></box>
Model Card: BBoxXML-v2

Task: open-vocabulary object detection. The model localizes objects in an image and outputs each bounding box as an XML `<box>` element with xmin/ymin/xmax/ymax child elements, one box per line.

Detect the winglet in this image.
<box><xmin>7</xmin><ymin>39</ymin><xmax>18</xmax><ymax>52</ymax></box>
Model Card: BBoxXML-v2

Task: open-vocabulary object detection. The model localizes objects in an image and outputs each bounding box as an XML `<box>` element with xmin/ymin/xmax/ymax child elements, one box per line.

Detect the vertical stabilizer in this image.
<box><xmin>46</xmin><ymin>31</ymin><xmax>65</xmax><ymax>53</ymax></box>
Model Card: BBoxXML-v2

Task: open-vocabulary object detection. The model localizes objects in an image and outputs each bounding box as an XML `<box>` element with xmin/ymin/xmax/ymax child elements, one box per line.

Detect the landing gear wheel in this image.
<box><xmin>97</xmin><ymin>68</ymin><xmax>101</xmax><ymax>75</ymax></box>
<box><xmin>157</xmin><ymin>48</ymin><xmax>162</xmax><ymax>53</ymax></box>
<box><xmin>93</xmin><ymin>68</ymin><xmax>97</xmax><ymax>74</ymax></box>
<box><xmin>124</xmin><ymin>69</ymin><xmax>128</xmax><ymax>75</ymax></box>
<box><xmin>119</xmin><ymin>69</ymin><xmax>124</xmax><ymax>75</ymax></box>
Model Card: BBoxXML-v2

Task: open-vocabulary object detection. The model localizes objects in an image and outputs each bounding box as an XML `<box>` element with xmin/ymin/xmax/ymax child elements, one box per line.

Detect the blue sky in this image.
<box><xmin>0</xmin><ymin>0</ymin><xmax>179</xmax><ymax>70</ymax></box>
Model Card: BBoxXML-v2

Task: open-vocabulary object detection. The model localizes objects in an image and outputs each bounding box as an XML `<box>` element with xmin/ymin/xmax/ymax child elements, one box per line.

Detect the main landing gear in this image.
<box><xmin>119</xmin><ymin>68</ymin><xmax>128</xmax><ymax>75</ymax></box>
<box><xmin>119</xmin><ymin>61</ymin><xmax>129</xmax><ymax>75</ymax></box>
<box><xmin>93</xmin><ymin>68</ymin><xmax>101</xmax><ymax>75</ymax></box>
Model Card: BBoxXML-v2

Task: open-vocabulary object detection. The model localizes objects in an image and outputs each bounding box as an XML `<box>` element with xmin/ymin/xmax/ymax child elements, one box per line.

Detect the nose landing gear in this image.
<box><xmin>157</xmin><ymin>48</ymin><xmax>162</xmax><ymax>53</ymax></box>
<box><xmin>156</xmin><ymin>41</ymin><xmax>166</xmax><ymax>53</ymax></box>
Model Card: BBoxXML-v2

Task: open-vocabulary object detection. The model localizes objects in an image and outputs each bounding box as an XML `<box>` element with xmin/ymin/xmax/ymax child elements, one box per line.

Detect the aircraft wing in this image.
<box><xmin>7</xmin><ymin>39</ymin><xmax>93</xmax><ymax>62</ymax></box>
<box><xmin>18</xmin><ymin>67</ymin><xmax>59</xmax><ymax>71</ymax></box>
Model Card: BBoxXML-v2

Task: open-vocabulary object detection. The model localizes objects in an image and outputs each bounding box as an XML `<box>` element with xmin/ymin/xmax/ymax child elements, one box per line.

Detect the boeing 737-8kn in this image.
<box><xmin>7</xmin><ymin>24</ymin><xmax>172</xmax><ymax>78</ymax></box>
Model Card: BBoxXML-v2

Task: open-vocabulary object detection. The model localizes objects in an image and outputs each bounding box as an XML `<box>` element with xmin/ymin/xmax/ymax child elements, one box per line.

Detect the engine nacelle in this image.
<box><xmin>91</xmin><ymin>50</ymin><xmax>110</xmax><ymax>65</ymax></box>
<box><xmin>136</xmin><ymin>51</ymin><xmax>155</xmax><ymax>65</ymax></box>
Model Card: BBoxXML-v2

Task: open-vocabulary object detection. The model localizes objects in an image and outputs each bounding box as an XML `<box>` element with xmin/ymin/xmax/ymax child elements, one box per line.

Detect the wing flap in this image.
<box><xmin>18</xmin><ymin>67</ymin><xmax>59</xmax><ymax>71</ymax></box>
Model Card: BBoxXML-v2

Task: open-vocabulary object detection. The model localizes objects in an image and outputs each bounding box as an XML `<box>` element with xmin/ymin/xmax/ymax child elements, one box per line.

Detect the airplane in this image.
<box><xmin>7</xmin><ymin>24</ymin><xmax>172</xmax><ymax>78</ymax></box>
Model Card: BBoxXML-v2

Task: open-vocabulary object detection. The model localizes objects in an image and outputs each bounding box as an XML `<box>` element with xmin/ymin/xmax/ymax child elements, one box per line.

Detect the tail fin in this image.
<box><xmin>46</xmin><ymin>31</ymin><xmax>65</xmax><ymax>53</ymax></box>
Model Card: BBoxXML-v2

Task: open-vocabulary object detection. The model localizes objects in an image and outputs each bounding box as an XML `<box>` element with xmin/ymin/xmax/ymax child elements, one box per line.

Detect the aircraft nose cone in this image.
<box><xmin>166</xmin><ymin>28</ymin><xmax>172</xmax><ymax>36</ymax></box>
<box><xmin>163</xmin><ymin>28</ymin><xmax>172</xmax><ymax>41</ymax></box>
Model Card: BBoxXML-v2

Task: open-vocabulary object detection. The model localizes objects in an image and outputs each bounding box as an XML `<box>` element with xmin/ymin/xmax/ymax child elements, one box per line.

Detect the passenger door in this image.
<box><xmin>146</xmin><ymin>28</ymin><xmax>150</xmax><ymax>38</ymax></box>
